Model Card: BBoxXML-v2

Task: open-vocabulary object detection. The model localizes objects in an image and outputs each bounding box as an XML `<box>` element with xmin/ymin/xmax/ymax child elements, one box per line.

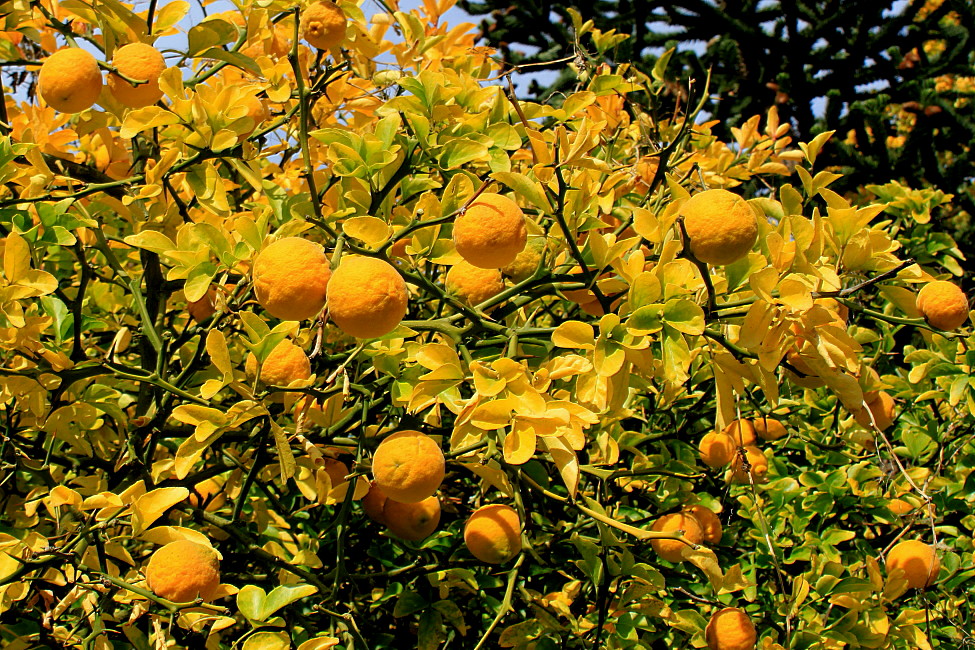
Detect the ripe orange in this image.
<box><xmin>38</xmin><ymin>48</ymin><xmax>103</xmax><ymax>113</ymax></box>
<box><xmin>501</xmin><ymin>237</ymin><xmax>545</xmax><ymax>282</ymax></box>
<box><xmin>853</xmin><ymin>391</ymin><xmax>895</xmax><ymax>431</ymax></box>
<box><xmin>445</xmin><ymin>261</ymin><xmax>505</xmax><ymax>307</ymax></box>
<box><xmin>752</xmin><ymin>417</ymin><xmax>787</xmax><ymax>441</ymax></box>
<box><xmin>187</xmin><ymin>286</ymin><xmax>218</xmax><ymax>323</ymax></box>
<box><xmin>699</xmin><ymin>431</ymin><xmax>737</xmax><ymax>468</ymax></box>
<box><xmin>679</xmin><ymin>189</ymin><xmax>758</xmax><ymax>266</ymax></box>
<box><xmin>326</xmin><ymin>256</ymin><xmax>408</xmax><ymax>338</ymax></box>
<box><xmin>453</xmin><ymin>193</ymin><xmax>528</xmax><ymax>269</ymax></box>
<box><xmin>705</xmin><ymin>607</ymin><xmax>757</xmax><ymax>650</ymax></box>
<box><xmin>245</xmin><ymin>339</ymin><xmax>312</xmax><ymax>387</ymax></box>
<box><xmin>145</xmin><ymin>540</ymin><xmax>221</xmax><ymax>603</ymax></box>
<box><xmin>371</xmin><ymin>430</ymin><xmax>444</xmax><ymax>503</ymax></box>
<box><xmin>464</xmin><ymin>504</ymin><xmax>522</xmax><ymax>564</ymax></box>
<box><xmin>252</xmin><ymin>237</ymin><xmax>331</xmax><ymax>321</ymax></box>
<box><xmin>107</xmin><ymin>43</ymin><xmax>166</xmax><ymax>108</ymax></box>
<box><xmin>300</xmin><ymin>1</ymin><xmax>347</xmax><ymax>50</ymax></box>
<box><xmin>722</xmin><ymin>419</ymin><xmax>757</xmax><ymax>446</ymax></box>
<box><xmin>650</xmin><ymin>511</ymin><xmax>704</xmax><ymax>562</ymax></box>
<box><xmin>383</xmin><ymin>496</ymin><xmax>441</xmax><ymax>541</ymax></box>
<box><xmin>362</xmin><ymin>482</ymin><xmax>388</xmax><ymax>524</ymax></box>
<box><xmin>887</xmin><ymin>540</ymin><xmax>939</xmax><ymax>589</ymax></box>
<box><xmin>916</xmin><ymin>280</ymin><xmax>969</xmax><ymax>331</ymax></box>
<box><xmin>684</xmin><ymin>504</ymin><xmax>722</xmax><ymax>544</ymax></box>
<box><xmin>730</xmin><ymin>446</ymin><xmax>769</xmax><ymax>484</ymax></box>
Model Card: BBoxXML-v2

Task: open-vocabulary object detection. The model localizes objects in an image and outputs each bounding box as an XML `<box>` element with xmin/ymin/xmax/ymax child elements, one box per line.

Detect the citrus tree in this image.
<box><xmin>0</xmin><ymin>1</ymin><xmax>972</xmax><ymax>649</ymax></box>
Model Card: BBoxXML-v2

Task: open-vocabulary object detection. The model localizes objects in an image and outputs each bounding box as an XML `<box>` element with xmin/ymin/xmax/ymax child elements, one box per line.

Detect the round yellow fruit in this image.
<box><xmin>705</xmin><ymin>607</ymin><xmax>757</xmax><ymax>650</ymax></box>
<box><xmin>699</xmin><ymin>431</ymin><xmax>737</xmax><ymax>468</ymax></box>
<box><xmin>252</xmin><ymin>237</ymin><xmax>331</xmax><ymax>321</ymax></box>
<box><xmin>722</xmin><ymin>419</ymin><xmax>757</xmax><ymax>446</ymax></box>
<box><xmin>107</xmin><ymin>43</ymin><xmax>166</xmax><ymax>108</ymax></box>
<box><xmin>887</xmin><ymin>540</ymin><xmax>939</xmax><ymax>589</ymax></box>
<box><xmin>501</xmin><ymin>237</ymin><xmax>545</xmax><ymax>282</ymax></box>
<box><xmin>445</xmin><ymin>261</ymin><xmax>505</xmax><ymax>307</ymax></box>
<box><xmin>679</xmin><ymin>189</ymin><xmax>758</xmax><ymax>266</ymax></box>
<box><xmin>383</xmin><ymin>496</ymin><xmax>441</xmax><ymax>541</ymax></box>
<box><xmin>730</xmin><ymin>445</ymin><xmax>769</xmax><ymax>484</ymax></box>
<box><xmin>916</xmin><ymin>280</ymin><xmax>969</xmax><ymax>331</ymax></box>
<box><xmin>326</xmin><ymin>256</ymin><xmax>408</xmax><ymax>338</ymax></box>
<box><xmin>371</xmin><ymin>430</ymin><xmax>444</xmax><ymax>503</ymax></box>
<box><xmin>684</xmin><ymin>504</ymin><xmax>722</xmax><ymax>544</ymax></box>
<box><xmin>38</xmin><ymin>48</ymin><xmax>103</xmax><ymax>113</ymax></box>
<box><xmin>853</xmin><ymin>391</ymin><xmax>895</xmax><ymax>431</ymax></box>
<box><xmin>752</xmin><ymin>417</ymin><xmax>788</xmax><ymax>441</ymax></box>
<box><xmin>650</xmin><ymin>511</ymin><xmax>704</xmax><ymax>563</ymax></box>
<box><xmin>362</xmin><ymin>482</ymin><xmax>388</xmax><ymax>524</ymax></box>
<box><xmin>464</xmin><ymin>504</ymin><xmax>522</xmax><ymax>564</ymax></box>
<box><xmin>145</xmin><ymin>540</ymin><xmax>221</xmax><ymax>603</ymax></box>
<box><xmin>245</xmin><ymin>339</ymin><xmax>312</xmax><ymax>387</ymax></box>
<box><xmin>300</xmin><ymin>1</ymin><xmax>347</xmax><ymax>50</ymax></box>
<box><xmin>453</xmin><ymin>193</ymin><xmax>528</xmax><ymax>269</ymax></box>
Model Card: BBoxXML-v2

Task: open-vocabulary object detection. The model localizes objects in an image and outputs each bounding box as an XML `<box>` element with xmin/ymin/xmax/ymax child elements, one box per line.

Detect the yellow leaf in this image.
<box><xmin>271</xmin><ymin>420</ymin><xmax>296</xmax><ymax>480</ymax></box>
<box><xmin>140</xmin><ymin>526</ymin><xmax>214</xmax><ymax>549</ymax></box>
<box><xmin>552</xmin><ymin>321</ymin><xmax>595</xmax><ymax>349</ymax></box>
<box><xmin>3</xmin><ymin>232</ymin><xmax>29</xmax><ymax>284</ymax></box>
<box><xmin>540</xmin><ymin>436</ymin><xmax>579</xmax><ymax>498</ymax></box>
<box><xmin>471</xmin><ymin>399</ymin><xmax>513</xmax><ymax>430</ymax></box>
<box><xmin>503</xmin><ymin>420</ymin><xmax>536</xmax><ymax>465</ymax></box>
<box><xmin>46</xmin><ymin>486</ymin><xmax>82</xmax><ymax>508</ymax></box>
<box><xmin>343</xmin><ymin>216</ymin><xmax>392</xmax><ymax>248</ymax></box>
<box><xmin>206</xmin><ymin>329</ymin><xmax>233</xmax><ymax>377</ymax></box>
<box><xmin>682</xmin><ymin>545</ymin><xmax>723</xmax><ymax>591</ymax></box>
<box><xmin>131</xmin><ymin>487</ymin><xmax>190</xmax><ymax>535</ymax></box>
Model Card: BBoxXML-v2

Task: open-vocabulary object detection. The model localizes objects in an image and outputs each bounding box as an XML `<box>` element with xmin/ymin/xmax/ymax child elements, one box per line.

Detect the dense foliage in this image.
<box><xmin>0</xmin><ymin>1</ymin><xmax>971</xmax><ymax>648</ymax></box>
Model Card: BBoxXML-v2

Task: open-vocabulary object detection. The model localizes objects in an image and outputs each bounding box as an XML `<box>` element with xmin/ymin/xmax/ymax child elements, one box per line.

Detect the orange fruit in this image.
<box><xmin>705</xmin><ymin>607</ymin><xmax>757</xmax><ymax>650</ymax></box>
<box><xmin>684</xmin><ymin>504</ymin><xmax>722</xmax><ymax>544</ymax></box>
<box><xmin>679</xmin><ymin>189</ymin><xmax>758</xmax><ymax>266</ymax></box>
<box><xmin>501</xmin><ymin>237</ymin><xmax>545</xmax><ymax>282</ymax></box>
<box><xmin>145</xmin><ymin>540</ymin><xmax>221</xmax><ymax>603</ymax></box>
<box><xmin>322</xmin><ymin>457</ymin><xmax>350</xmax><ymax>496</ymax></box>
<box><xmin>362</xmin><ymin>482</ymin><xmax>388</xmax><ymax>524</ymax></box>
<box><xmin>853</xmin><ymin>391</ymin><xmax>895</xmax><ymax>431</ymax></box>
<box><xmin>699</xmin><ymin>432</ymin><xmax>737</xmax><ymax>468</ymax></box>
<box><xmin>453</xmin><ymin>193</ymin><xmax>528</xmax><ymax>269</ymax></box>
<box><xmin>300</xmin><ymin>1</ymin><xmax>347</xmax><ymax>50</ymax></box>
<box><xmin>916</xmin><ymin>280</ymin><xmax>969</xmax><ymax>331</ymax></box>
<box><xmin>252</xmin><ymin>237</ymin><xmax>331</xmax><ymax>321</ymax></box>
<box><xmin>752</xmin><ymin>417</ymin><xmax>788</xmax><ymax>441</ymax></box>
<box><xmin>464</xmin><ymin>504</ymin><xmax>522</xmax><ymax>564</ymax></box>
<box><xmin>107</xmin><ymin>43</ymin><xmax>166</xmax><ymax>108</ymax></box>
<box><xmin>383</xmin><ymin>496</ymin><xmax>440</xmax><ymax>541</ymax></box>
<box><xmin>38</xmin><ymin>48</ymin><xmax>103</xmax><ymax>113</ymax></box>
<box><xmin>245</xmin><ymin>339</ymin><xmax>312</xmax><ymax>387</ymax></box>
<box><xmin>730</xmin><ymin>446</ymin><xmax>769</xmax><ymax>484</ymax></box>
<box><xmin>371</xmin><ymin>430</ymin><xmax>444</xmax><ymax>503</ymax></box>
<box><xmin>650</xmin><ymin>511</ymin><xmax>704</xmax><ymax>562</ymax></box>
<box><xmin>445</xmin><ymin>261</ymin><xmax>505</xmax><ymax>307</ymax></box>
<box><xmin>722</xmin><ymin>419</ymin><xmax>757</xmax><ymax>446</ymax></box>
<box><xmin>326</xmin><ymin>256</ymin><xmax>408</xmax><ymax>338</ymax></box>
<box><xmin>887</xmin><ymin>540</ymin><xmax>939</xmax><ymax>589</ymax></box>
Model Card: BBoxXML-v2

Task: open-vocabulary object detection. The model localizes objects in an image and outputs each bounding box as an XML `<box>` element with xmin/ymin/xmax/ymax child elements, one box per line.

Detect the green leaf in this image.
<box><xmin>393</xmin><ymin>591</ymin><xmax>428</xmax><ymax>618</ymax></box>
<box><xmin>490</xmin><ymin>171</ymin><xmax>553</xmax><ymax>212</ymax></box>
<box><xmin>237</xmin><ymin>584</ymin><xmax>267</xmax><ymax>622</ymax></box>
<box><xmin>662</xmin><ymin>299</ymin><xmax>705</xmax><ymax>335</ymax></box>
<box><xmin>439</xmin><ymin>139</ymin><xmax>489</xmax><ymax>169</ymax></box>
<box><xmin>262</xmin><ymin>584</ymin><xmax>318</xmax><ymax>620</ymax></box>
<box><xmin>627</xmin><ymin>304</ymin><xmax>664</xmax><ymax>334</ymax></box>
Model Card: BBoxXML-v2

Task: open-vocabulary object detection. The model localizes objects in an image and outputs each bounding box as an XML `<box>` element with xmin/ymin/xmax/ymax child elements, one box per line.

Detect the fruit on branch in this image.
<box><xmin>853</xmin><ymin>390</ymin><xmax>896</xmax><ymax>431</ymax></box>
<box><xmin>187</xmin><ymin>286</ymin><xmax>218</xmax><ymax>323</ymax></box>
<box><xmin>245</xmin><ymin>339</ymin><xmax>312</xmax><ymax>387</ymax></box>
<box><xmin>730</xmin><ymin>445</ymin><xmax>769</xmax><ymax>484</ymax></box>
<box><xmin>326</xmin><ymin>256</ymin><xmax>408</xmax><ymax>338</ymax></box>
<box><xmin>501</xmin><ymin>237</ymin><xmax>545</xmax><ymax>282</ymax></box>
<box><xmin>384</xmin><ymin>496</ymin><xmax>441</xmax><ymax>541</ymax></box>
<box><xmin>453</xmin><ymin>193</ymin><xmax>528</xmax><ymax>269</ymax></box>
<box><xmin>464</xmin><ymin>504</ymin><xmax>522</xmax><ymax>564</ymax></box>
<box><xmin>145</xmin><ymin>540</ymin><xmax>221</xmax><ymax>603</ymax></box>
<box><xmin>684</xmin><ymin>504</ymin><xmax>722</xmax><ymax>544</ymax></box>
<box><xmin>650</xmin><ymin>511</ymin><xmax>704</xmax><ymax>562</ymax></box>
<box><xmin>362</xmin><ymin>482</ymin><xmax>388</xmax><ymax>524</ymax></box>
<box><xmin>721</xmin><ymin>419</ymin><xmax>757</xmax><ymax>446</ymax></box>
<box><xmin>38</xmin><ymin>48</ymin><xmax>103</xmax><ymax>114</ymax></box>
<box><xmin>679</xmin><ymin>189</ymin><xmax>759</xmax><ymax>266</ymax></box>
<box><xmin>252</xmin><ymin>237</ymin><xmax>331</xmax><ymax>321</ymax></box>
<box><xmin>752</xmin><ymin>417</ymin><xmax>788</xmax><ymax>441</ymax></box>
<box><xmin>300</xmin><ymin>1</ymin><xmax>348</xmax><ymax>50</ymax></box>
<box><xmin>371</xmin><ymin>430</ymin><xmax>445</xmax><ymax>503</ymax></box>
<box><xmin>107</xmin><ymin>43</ymin><xmax>166</xmax><ymax>108</ymax></box>
<box><xmin>699</xmin><ymin>431</ymin><xmax>738</xmax><ymax>468</ymax></box>
<box><xmin>916</xmin><ymin>280</ymin><xmax>969</xmax><ymax>331</ymax></box>
<box><xmin>705</xmin><ymin>607</ymin><xmax>757</xmax><ymax>650</ymax></box>
<box><xmin>887</xmin><ymin>539</ymin><xmax>939</xmax><ymax>589</ymax></box>
<box><xmin>445</xmin><ymin>260</ymin><xmax>505</xmax><ymax>307</ymax></box>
